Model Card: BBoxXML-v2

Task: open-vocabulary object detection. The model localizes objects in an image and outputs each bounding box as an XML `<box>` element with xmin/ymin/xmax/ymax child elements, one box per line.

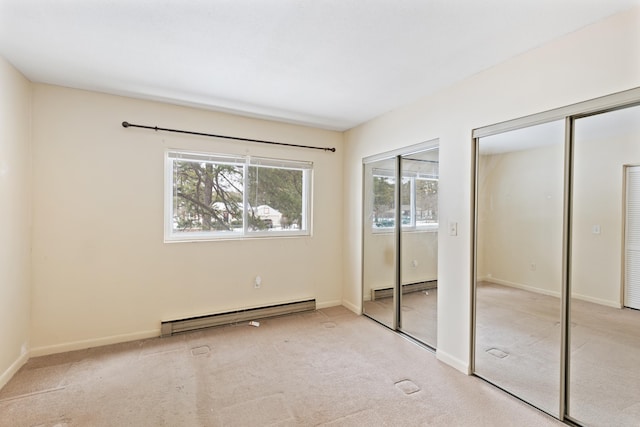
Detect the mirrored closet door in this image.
<box><xmin>475</xmin><ymin>120</ymin><xmax>565</xmax><ymax>418</ymax></box>
<box><xmin>398</xmin><ymin>150</ymin><xmax>439</xmax><ymax>345</ymax></box>
<box><xmin>568</xmin><ymin>104</ymin><xmax>640</xmax><ymax>426</ymax></box>
<box><xmin>474</xmin><ymin>90</ymin><xmax>640</xmax><ymax>426</ymax></box>
<box><xmin>362</xmin><ymin>143</ymin><xmax>439</xmax><ymax>348</ymax></box>
<box><xmin>363</xmin><ymin>156</ymin><xmax>398</xmax><ymax>330</ymax></box>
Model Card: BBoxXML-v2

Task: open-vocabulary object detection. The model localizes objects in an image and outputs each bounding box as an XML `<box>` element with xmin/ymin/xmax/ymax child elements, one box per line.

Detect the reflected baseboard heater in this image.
<box><xmin>160</xmin><ymin>299</ymin><xmax>316</xmax><ymax>337</ymax></box>
<box><xmin>372</xmin><ymin>280</ymin><xmax>437</xmax><ymax>301</ymax></box>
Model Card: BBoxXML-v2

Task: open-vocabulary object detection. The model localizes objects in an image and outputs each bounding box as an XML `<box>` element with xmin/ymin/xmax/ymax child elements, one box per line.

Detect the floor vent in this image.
<box><xmin>160</xmin><ymin>299</ymin><xmax>316</xmax><ymax>337</ymax></box>
<box><xmin>372</xmin><ymin>281</ymin><xmax>437</xmax><ymax>301</ymax></box>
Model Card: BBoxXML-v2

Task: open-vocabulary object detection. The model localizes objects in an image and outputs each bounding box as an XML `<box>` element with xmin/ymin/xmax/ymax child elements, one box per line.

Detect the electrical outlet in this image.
<box><xmin>254</xmin><ymin>275</ymin><xmax>262</xmax><ymax>289</ymax></box>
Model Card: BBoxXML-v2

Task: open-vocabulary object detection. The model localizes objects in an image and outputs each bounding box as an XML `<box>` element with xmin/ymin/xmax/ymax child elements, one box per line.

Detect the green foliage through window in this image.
<box><xmin>166</xmin><ymin>151</ymin><xmax>311</xmax><ymax>241</ymax></box>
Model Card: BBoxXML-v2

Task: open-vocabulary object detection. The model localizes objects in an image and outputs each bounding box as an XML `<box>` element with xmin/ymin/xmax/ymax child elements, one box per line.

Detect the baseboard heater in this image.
<box><xmin>160</xmin><ymin>298</ymin><xmax>316</xmax><ymax>337</ymax></box>
<box><xmin>372</xmin><ymin>280</ymin><xmax>437</xmax><ymax>301</ymax></box>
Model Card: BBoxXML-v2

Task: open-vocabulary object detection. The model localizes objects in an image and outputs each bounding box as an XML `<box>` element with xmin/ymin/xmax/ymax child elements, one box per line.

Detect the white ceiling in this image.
<box><xmin>1</xmin><ymin>0</ymin><xmax>638</xmax><ymax>131</ymax></box>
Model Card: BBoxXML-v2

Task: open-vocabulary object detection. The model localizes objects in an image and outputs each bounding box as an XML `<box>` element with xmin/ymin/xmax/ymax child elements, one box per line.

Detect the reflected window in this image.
<box><xmin>372</xmin><ymin>168</ymin><xmax>438</xmax><ymax>231</ymax></box>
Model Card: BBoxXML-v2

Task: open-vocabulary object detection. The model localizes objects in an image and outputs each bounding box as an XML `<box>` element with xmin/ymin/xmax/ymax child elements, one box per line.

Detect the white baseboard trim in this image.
<box><xmin>316</xmin><ymin>299</ymin><xmax>343</xmax><ymax>309</ymax></box>
<box><xmin>436</xmin><ymin>349</ymin><xmax>470</xmax><ymax>375</ymax></box>
<box><xmin>572</xmin><ymin>292</ymin><xmax>621</xmax><ymax>309</ymax></box>
<box><xmin>0</xmin><ymin>351</ymin><xmax>29</xmax><ymax>390</ymax></box>
<box><xmin>30</xmin><ymin>329</ymin><xmax>160</xmax><ymax>358</ymax></box>
<box><xmin>483</xmin><ymin>277</ymin><xmax>561</xmax><ymax>299</ymax></box>
<box><xmin>484</xmin><ymin>277</ymin><xmax>622</xmax><ymax>308</ymax></box>
<box><xmin>341</xmin><ymin>299</ymin><xmax>361</xmax><ymax>315</ymax></box>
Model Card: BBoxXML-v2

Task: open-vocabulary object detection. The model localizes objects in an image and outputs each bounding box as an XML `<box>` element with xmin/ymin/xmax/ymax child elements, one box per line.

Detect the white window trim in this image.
<box><xmin>165</xmin><ymin>150</ymin><xmax>312</xmax><ymax>242</ymax></box>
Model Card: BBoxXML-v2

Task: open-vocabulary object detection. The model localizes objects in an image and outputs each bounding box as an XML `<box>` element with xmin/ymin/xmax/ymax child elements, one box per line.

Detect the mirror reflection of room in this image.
<box><xmin>475</xmin><ymin>104</ymin><xmax>640</xmax><ymax>426</ymax></box>
<box><xmin>569</xmin><ymin>105</ymin><xmax>640</xmax><ymax>427</ymax></box>
<box><xmin>475</xmin><ymin>120</ymin><xmax>565</xmax><ymax>418</ymax></box>
<box><xmin>363</xmin><ymin>157</ymin><xmax>398</xmax><ymax>330</ymax></box>
<box><xmin>399</xmin><ymin>150</ymin><xmax>439</xmax><ymax>346</ymax></box>
<box><xmin>362</xmin><ymin>147</ymin><xmax>439</xmax><ymax>348</ymax></box>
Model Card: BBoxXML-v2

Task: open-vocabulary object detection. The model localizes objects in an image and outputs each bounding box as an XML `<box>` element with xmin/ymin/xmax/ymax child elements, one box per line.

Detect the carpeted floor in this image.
<box><xmin>364</xmin><ymin>281</ymin><xmax>640</xmax><ymax>426</ymax></box>
<box><xmin>475</xmin><ymin>282</ymin><xmax>562</xmax><ymax>418</ymax></box>
<box><xmin>475</xmin><ymin>282</ymin><xmax>640</xmax><ymax>426</ymax></box>
<box><xmin>363</xmin><ymin>289</ymin><xmax>437</xmax><ymax>347</ymax></box>
<box><xmin>0</xmin><ymin>306</ymin><xmax>561</xmax><ymax>426</ymax></box>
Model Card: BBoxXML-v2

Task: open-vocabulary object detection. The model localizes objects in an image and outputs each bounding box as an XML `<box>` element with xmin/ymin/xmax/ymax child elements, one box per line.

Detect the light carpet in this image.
<box><xmin>0</xmin><ymin>306</ymin><xmax>562</xmax><ymax>426</ymax></box>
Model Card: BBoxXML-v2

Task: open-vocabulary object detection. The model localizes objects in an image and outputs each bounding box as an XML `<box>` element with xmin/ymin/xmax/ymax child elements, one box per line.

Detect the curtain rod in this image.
<box><xmin>121</xmin><ymin>121</ymin><xmax>336</xmax><ymax>153</ymax></box>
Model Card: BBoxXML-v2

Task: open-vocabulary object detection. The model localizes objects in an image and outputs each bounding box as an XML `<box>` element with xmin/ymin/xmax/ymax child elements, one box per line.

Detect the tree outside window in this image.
<box><xmin>166</xmin><ymin>151</ymin><xmax>311</xmax><ymax>241</ymax></box>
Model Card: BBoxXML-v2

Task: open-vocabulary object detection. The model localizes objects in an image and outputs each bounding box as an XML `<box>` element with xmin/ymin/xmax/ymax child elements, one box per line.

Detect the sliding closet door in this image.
<box><xmin>568</xmin><ymin>105</ymin><xmax>640</xmax><ymax>426</ymax></box>
<box><xmin>475</xmin><ymin>120</ymin><xmax>565</xmax><ymax>417</ymax></box>
<box><xmin>626</xmin><ymin>166</ymin><xmax>640</xmax><ymax>310</ymax></box>
<box><xmin>363</xmin><ymin>142</ymin><xmax>439</xmax><ymax>347</ymax></box>
<box><xmin>399</xmin><ymin>149</ymin><xmax>439</xmax><ymax>347</ymax></box>
<box><xmin>362</xmin><ymin>157</ymin><xmax>398</xmax><ymax>329</ymax></box>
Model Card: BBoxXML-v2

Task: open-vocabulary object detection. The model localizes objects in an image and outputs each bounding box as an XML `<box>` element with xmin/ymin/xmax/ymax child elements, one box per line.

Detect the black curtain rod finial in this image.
<box><xmin>122</xmin><ymin>121</ymin><xmax>130</xmax><ymax>128</ymax></box>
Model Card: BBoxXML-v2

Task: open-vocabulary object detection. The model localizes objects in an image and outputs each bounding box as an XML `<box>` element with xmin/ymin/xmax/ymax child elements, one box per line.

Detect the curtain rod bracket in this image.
<box><xmin>121</xmin><ymin>121</ymin><xmax>336</xmax><ymax>153</ymax></box>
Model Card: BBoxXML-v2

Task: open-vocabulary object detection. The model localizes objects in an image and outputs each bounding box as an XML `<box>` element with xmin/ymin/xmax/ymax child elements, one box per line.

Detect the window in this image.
<box><xmin>407</xmin><ymin>175</ymin><xmax>438</xmax><ymax>229</ymax></box>
<box><xmin>372</xmin><ymin>167</ymin><xmax>438</xmax><ymax>231</ymax></box>
<box><xmin>165</xmin><ymin>151</ymin><xmax>312</xmax><ymax>241</ymax></box>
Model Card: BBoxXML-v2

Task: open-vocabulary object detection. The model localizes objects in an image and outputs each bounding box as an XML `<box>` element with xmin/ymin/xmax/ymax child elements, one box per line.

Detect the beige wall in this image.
<box><xmin>477</xmin><ymin>143</ymin><xmax>565</xmax><ymax>297</ymax></box>
<box><xmin>30</xmin><ymin>85</ymin><xmax>344</xmax><ymax>355</ymax></box>
<box><xmin>477</xmin><ymin>118</ymin><xmax>640</xmax><ymax>309</ymax></box>
<box><xmin>572</xmin><ymin>111</ymin><xmax>640</xmax><ymax>307</ymax></box>
<box><xmin>0</xmin><ymin>57</ymin><xmax>32</xmax><ymax>387</ymax></box>
<box><xmin>343</xmin><ymin>7</ymin><xmax>640</xmax><ymax>373</ymax></box>
<box><xmin>363</xmin><ymin>231</ymin><xmax>438</xmax><ymax>300</ymax></box>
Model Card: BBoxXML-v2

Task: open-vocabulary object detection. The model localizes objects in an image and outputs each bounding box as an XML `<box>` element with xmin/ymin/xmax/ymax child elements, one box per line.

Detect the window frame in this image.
<box><xmin>165</xmin><ymin>149</ymin><xmax>312</xmax><ymax>242</ymax></box>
